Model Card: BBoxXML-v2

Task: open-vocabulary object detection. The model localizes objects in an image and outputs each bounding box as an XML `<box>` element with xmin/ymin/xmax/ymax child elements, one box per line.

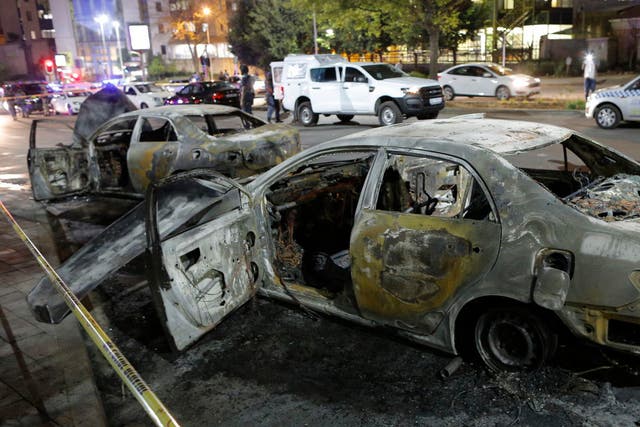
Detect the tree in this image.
<box><xmin>168</xmin><ymin>2</ymin><xmax>215</xmax><ymax>73</ymax></box>
<box><xmin>228</xmin><ymin>0</ymin><xmax>310</xmax><ymax>68</ymax></box>
<box><xmin>440</xmin><ymin>0</ymin><xmax>491</xmax><ymax>65</ymax></box>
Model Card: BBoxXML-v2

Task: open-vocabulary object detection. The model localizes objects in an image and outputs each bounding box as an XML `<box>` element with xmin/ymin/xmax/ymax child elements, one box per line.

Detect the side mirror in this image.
<box><xmin>482</xmin><ymin>72</ymin><xmax>492</xmax><ymax>78</ymax></box>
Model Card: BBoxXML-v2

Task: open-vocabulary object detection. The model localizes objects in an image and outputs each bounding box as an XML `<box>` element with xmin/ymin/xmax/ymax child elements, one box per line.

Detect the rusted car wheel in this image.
<box><xmin>474</xmin><ymin>306</ymin><xmax>556</xmax><ymax>371</ymax></box>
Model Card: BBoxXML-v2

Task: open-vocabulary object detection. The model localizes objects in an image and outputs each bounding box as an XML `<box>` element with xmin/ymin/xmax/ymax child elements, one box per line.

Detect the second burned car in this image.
<box><xmin>28</xmin><ymin>104</ymin><xmax>300</xmax><ymax>201</ymax></box>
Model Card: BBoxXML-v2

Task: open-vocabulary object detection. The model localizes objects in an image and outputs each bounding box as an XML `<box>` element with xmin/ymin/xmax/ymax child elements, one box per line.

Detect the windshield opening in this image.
<box><xmin>361</xmin><ymin>64</ymin><xmax>407</xmax><ymax>80</ymax></box>
<box><xmin>485</xmin><ymin>64</ymin><xmax>513</xmax><ymax>76</ymax></box>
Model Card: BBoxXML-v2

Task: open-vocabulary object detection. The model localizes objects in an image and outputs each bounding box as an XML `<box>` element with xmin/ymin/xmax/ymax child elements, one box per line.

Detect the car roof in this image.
<box><xmin>333</xmin><ymin>117</ymin><xmax>572</xmax><ymax>154</ymax></box>
<box><xmin>115</xmin><ymin>104</ymin><xmax>244</xmax><ymax>118</ymax></box>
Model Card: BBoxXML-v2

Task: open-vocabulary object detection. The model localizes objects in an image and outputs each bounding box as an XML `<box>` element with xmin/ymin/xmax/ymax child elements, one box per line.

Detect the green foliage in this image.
<box><xmin>229</xmin><ymin>0</ymin><xmax>310</xmax><ymax>68</ymax></box>
<box><xmin>147</xmin><ymin>55</ymin><xmax>179</xmax><ymax>79</ymax></box>
<box><xmin>566</xmin><ymin>100</ymin><xmax>585</xmax><ymax>110</ymax></box>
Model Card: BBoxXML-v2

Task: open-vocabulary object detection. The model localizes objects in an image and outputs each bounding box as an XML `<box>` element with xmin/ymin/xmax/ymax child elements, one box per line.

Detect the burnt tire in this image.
<box><xmin>337</xmin><ymin>114</ymin><xmax>354</xmax><ymax>122</ymax></box>
<box><xmin>496</xmin><ymin>85</ymin><xmax>511</xmax><ymax>101</ymax></box>
<box><xmin>595</xmin><ymin>104</ymin><xmax>621</xmax><ymax>129</ymax></box>
<box><xmin>443</xmin><ymin>85</ymin><xmax>455</xmax><ymax>101</ymax></box>
<box><xmin>378</xmin><ymin>101</ymin><xmax>402</xmax><ymax>126</ymax></box>
<box><xmin>297</xmin><ymin>101</ymin><xmax>318</xmax><ymax>127</ymax></box>
<box><xmin>474</xmin><ymin>306</ymin><xmax>556</xmax><ymax>372</ymax></box>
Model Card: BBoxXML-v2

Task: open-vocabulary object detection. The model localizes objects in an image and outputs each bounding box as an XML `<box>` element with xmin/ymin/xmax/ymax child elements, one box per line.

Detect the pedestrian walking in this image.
<box><xmin>582</xmin><ymin>53</ymin><xmax>597</xmax><ymax>100</ymax></box>
<box><xmin>240</xmin><ymin>65</ymin><xmax>255</xmax><ymax>114</ymax></box>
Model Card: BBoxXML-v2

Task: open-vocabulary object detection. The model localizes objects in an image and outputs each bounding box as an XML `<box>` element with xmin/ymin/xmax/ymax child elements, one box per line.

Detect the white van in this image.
<box><xmin>270</xmin><ymin>54</ymin><xmax>444</xmax><ymax>126</ymax></box>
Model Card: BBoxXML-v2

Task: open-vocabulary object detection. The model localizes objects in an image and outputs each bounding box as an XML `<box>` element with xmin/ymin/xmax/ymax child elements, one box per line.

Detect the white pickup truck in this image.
<box><xmin>270</xmin><ymin>54</ymin><xmax>444</xmax><ymax>126</ymax></box>
<box><xmin>121</xmin><ymin>82</ymin><xmax>172</xmax><ymax>109</ymax></box>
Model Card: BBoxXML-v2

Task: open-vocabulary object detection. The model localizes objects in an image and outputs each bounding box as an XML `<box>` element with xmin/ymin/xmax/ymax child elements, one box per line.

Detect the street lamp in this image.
<box><xmin>202</xmin><ymin>6</ymin><xmax>213</xmax><ymax>81</ymax></box>
<box><xmin>112</xmin><ymin>20</ymin><xmax>125</xmax><ymax>79</ymax></box>
<box><xmin>94</xmin><ymin>14</ymin><xmax>111</xmax><ymax>79</ymax></box>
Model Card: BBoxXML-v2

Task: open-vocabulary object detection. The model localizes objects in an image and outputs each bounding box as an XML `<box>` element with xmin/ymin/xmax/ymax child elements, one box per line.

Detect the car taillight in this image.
<box><xmin>212</xmin><ymin>92</ymin><xmax>224</xmax><ymax>101</ymax></box>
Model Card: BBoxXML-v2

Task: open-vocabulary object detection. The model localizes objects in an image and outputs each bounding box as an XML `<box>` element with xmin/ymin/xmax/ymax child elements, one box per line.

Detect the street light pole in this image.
<box><xmin>95</xmin><ymin>14</ymin><xmax>110</xmax><ymax>79</ymax></box>
<box><xmin>202</xmin><ymin>7</ymin><xmax>213</xmax><ymax>81</ymax></box>
<box><xmin>113</xmin><ymin>21</ymin><xmax>125</xmax><ymax>79</ymax></box>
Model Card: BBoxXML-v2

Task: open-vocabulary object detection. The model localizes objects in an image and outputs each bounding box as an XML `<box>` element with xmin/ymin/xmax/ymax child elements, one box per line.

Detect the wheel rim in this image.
<box><xmin>497</xmin><ymin>87</ymin><xmax>509</xmax><ymax>100</ymax></box>
<box><xmin>597</xmin><ymin>108</ymin><xmax>616</xmax><ymax>128</ymax></box>
<box><xmin>300</xmin><ymin>106</ymin><xmax>312</xmax><ymax>124</ymax></box>
<box><xmin>476</xmin><ymin>311</ymin><xmax>544</xmax><ymax>371</ymax></box>
<box><xmin>381</xmin><ymin>107</ymin><xmax>396</xmax><ymax>125</ymax></box>
<box><xmin>444</xmin><ymin>87</ymin><xmax>453</xmax><ymax>101</ymax></box>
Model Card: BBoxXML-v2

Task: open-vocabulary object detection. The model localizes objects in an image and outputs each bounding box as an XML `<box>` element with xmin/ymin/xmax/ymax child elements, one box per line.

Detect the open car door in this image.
<box><xmin>27</xmin><ymin>120</ymin><xmax>91</xmax><ymax>201</ymax></box>
<box><xmin>146</xmin><ymin>170</ymin><xmax>261</xmax><ymax>351</ymax></box>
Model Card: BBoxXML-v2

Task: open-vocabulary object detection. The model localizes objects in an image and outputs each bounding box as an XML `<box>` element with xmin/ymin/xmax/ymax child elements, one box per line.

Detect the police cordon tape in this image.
<box><xmin>0</xmin><ymin>199</ymin><xmax>180</xmax><ymax>427</ymax></box>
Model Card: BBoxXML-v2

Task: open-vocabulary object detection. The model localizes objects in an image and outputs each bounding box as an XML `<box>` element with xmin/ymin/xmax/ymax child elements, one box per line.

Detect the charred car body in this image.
<box><xmin>28</xmin><ymin>104</ymin><xmax>300</xmax><ymax>200</ymax></box>
<box><xmin>28</xmin><ymin>117</ymin><xmax>640</xmax><ymax>371</ymax></box>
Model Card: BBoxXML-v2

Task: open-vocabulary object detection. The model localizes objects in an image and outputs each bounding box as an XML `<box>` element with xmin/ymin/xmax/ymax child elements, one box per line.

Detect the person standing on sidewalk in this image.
<box><xmin>240</xmin><ymin>64</ymin><xmax>255</xmax><ymax>114</ymax></box>
<box><xmin>265</xmin><ymin>70</ymin><xmax>281</xmax><ymax>123</ymax></box>
<box><xmin>582</xmin><ymin>53</ymin><xmax>597</xmax><ymax>100</ymax></box>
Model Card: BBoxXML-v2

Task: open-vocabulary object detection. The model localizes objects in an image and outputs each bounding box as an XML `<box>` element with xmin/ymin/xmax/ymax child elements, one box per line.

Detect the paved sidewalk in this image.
<box><xmin>0</xmin><ymin>190</ymin><xmax>106</xmax><ymax>426</ymax></box>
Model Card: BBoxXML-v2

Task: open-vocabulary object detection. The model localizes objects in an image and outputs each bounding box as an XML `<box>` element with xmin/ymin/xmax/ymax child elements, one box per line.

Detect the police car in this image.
<box><xmin>585</xmin><ymin>75</ymin><xmax>640</xmax><ymax>129</ymax></box>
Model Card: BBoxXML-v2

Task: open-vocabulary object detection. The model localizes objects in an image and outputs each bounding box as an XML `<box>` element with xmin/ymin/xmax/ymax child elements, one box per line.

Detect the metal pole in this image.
<box><xmin>98</xmin><ymin>21</ymin><xmax>110</xmax><ymax>79</ymax></box>
<box><xmin>114</xmin><ymin>22</ymin><xmax>124</xmax><ymax>79</ymax></box>
<box><xmin>313</xmin><ymin>8</ymin><xmax>318</xmax><ymax>54</ymax></box>
<box><xmin>206</xmin><ymin>25</ymin><xmax>212</xmax><ymax>81</ymax></box>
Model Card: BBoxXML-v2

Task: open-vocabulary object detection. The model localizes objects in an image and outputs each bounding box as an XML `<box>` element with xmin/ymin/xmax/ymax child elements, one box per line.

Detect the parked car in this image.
<box><xmin>253</xmin><ymin>77</ymin><xmax>266</xmax><ymax>96</ymax></box>
<box><xmin>50</xmin><ymin>90</ymin><xmax>93</xmax><ymax>115</ymax></box>
<box><xmin>585</xmin><ymin>75</ymin><xmax>640</xmax><ymax>129</ymax></box>
<box><xmin>438</xmin><ymin>63</ymin><xmax>541</xmax><ymax>101</ymax></box>
<box><xmin>27</xmin><ymin>104</ymin><xmax>301</xmax><ymax>201</ymax></box>
<box><xmin>121</xmin><ymin>82</ymin><xmax>172</xmax><ymax>108</ymax></box>
<box><xmin>28</xmin><ymin>116</ymin><xmax>640</xmax><ymax>372</ymax></box>
<box><xmin>165</xmin><ymin>81</ymin><xmax>241</xmax><ymax>108</ymax></box>
<box><xmin>270</xmin><ymin>54</ymin><xmax>444</xmax><ymax>126</ymax></box>
<box><xmin>1</xmin><ymin>81</ymin><xmax>54</xmax><ymax>116</ymax></box>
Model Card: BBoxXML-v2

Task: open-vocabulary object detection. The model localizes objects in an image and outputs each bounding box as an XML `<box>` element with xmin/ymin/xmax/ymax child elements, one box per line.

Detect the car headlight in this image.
<box><xmin>402</xmin><ymin>86</ymin><xmax>420</xmax><ymax>95</ymax></box>
<box><xmin>512</xmin><ymin>79</ymin><xmax>529</xmax><ymax>88</ymax></box>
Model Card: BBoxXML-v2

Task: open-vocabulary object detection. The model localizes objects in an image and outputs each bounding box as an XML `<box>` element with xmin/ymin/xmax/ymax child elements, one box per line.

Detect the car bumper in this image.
<box><xmin>559</xmin><ymin>305</ymin><xmax>640</xmax><ymax>355</ymax></box>
<box><xmin>513</xmin><ymin>86</ymin><xmax>541</xmax><ymax>97</ymax></box>
<box><xmin>396</xmin><ymin>94</ymin><xmax>445</xmax><ymax>116</ymax></box>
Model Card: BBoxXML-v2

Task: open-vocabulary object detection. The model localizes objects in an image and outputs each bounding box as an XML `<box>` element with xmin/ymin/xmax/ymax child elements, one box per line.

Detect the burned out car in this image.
<box><xmin>29</xmin><ymin>117</ymin><xmax>640</xmax><ymax>371</ymax></box>
<box><xmin>28</xmin><ymin>104</ymin><xmax>300</xmax><ymax>201</ymax></box>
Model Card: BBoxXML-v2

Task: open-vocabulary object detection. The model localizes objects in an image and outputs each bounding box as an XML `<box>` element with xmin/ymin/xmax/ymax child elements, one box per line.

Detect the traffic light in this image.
<box><xmin>44</xmin><ymin>59</ymin><xmax>54</xmax><ymax>75</ymax></box>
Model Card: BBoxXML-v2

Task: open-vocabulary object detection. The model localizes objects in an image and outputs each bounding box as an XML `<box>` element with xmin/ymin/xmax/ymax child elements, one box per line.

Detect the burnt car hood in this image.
<box><xmin>27</xmin><ymin>182</ymin><xmax>238</xmax><ymax>324</ymax></box>
<box><xmin>72</xmin><ymin>84</ymin><xmax>137</xmax><ymax>146</ymax></box>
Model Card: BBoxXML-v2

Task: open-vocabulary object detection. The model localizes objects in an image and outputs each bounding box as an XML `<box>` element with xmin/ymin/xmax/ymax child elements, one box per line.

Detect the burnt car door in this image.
<box><xmin>27</xmin><ymin>120</ymin><xmax>90</xmax><ymax>200</ymax></box>
<box><xmin>350</xmin><ymin>151</ymin><xmax>501</xmax><ymax>334</ymax></box>
<box><xmin>126</xmin><ymin>116</ymin><xmax>180</xmax><ymax>192</ymax></box>
<box><xmin>146</xmin><ymin>170</ymin><xmax>262</xmax><ymax>351</ymax></box>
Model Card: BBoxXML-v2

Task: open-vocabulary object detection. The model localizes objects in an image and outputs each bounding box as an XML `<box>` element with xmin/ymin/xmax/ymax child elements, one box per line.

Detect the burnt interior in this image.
<box><xmin>509</xmin><ymin>135</ymin><xmax>640</xmax><ymax>221</ymax></box>
<box><xmin>266</xmin><ymin>153</ymin><xmax>374</xmax><ymax>295</ymax></box>
<box><xmin>94</xmin><ymin>128</ymin><xmax>135</xmax><ymax>192</ymax></box>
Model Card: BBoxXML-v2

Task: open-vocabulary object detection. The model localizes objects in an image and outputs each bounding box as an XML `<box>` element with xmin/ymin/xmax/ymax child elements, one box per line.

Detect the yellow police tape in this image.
<box><xmin>0</xmin><ymin>200</ymin><xmax>180</xmax><ymax>427</ymax></box>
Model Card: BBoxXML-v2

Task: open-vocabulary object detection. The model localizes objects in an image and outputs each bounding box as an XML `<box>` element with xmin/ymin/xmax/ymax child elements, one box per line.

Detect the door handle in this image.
<box><xmin>311</xmin><ymin>87</ymin><xmax>320</xmax><ymax>89</ymax></box>
<box><xmin>192</xmin><ymin>149</ymin><xmax>202</xmax><ymax>160</ymax></box>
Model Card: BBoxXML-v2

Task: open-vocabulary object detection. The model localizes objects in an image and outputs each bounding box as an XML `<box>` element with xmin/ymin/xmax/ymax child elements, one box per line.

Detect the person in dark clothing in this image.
<box><xmin>240</xmin><ymin>64</ymin><xmax>255</xmax><ymax>114</ymax></box>
<box><xmin>265</xmin><ymin>70</ymin><xmax>281</xmax><ymax>123</ymax></box>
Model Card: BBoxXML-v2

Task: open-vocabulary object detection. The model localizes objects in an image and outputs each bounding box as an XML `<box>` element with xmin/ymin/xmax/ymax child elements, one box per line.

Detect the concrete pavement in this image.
<box><xmin>0</xmin><ymin>152</ymin><xmax>107</xmax><ymax>425</ymax></box>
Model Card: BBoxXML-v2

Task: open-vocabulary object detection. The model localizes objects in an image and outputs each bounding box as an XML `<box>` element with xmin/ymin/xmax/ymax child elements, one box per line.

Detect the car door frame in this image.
<box><xmin>27</xmin><ymin>119</ymin><xmax>92</xmax><ymax>201</ymax></box>
<box><xmin>350</xmin><ymin>147</ymin><xmax>502</xmax><ymax>334</ymax></box>
<box><xmin>620</xmin><ymin>78</ymin><xmax>640</xmax><ymax>121</ymax></box>
<box><xmin>145</xmin><ymin>169</ymin><xmax>262</xmax><ymax>351</ymax></box>
<box><xmin>340</xmin><ymin>65</ymin><xmax>372</xmax><ymax>113</ymax></box>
